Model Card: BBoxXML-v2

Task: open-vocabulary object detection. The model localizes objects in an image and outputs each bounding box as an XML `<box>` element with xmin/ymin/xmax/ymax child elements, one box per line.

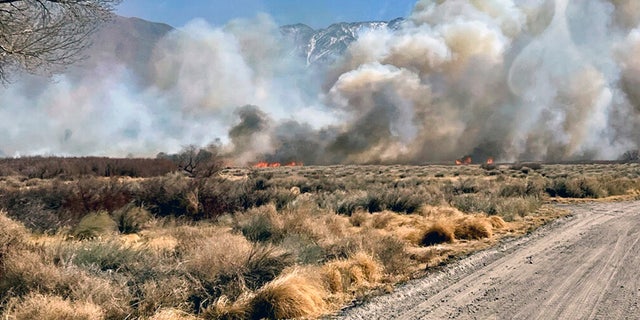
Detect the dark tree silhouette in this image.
<box><xmin>0</xmin><ymin>0</ymin><xmax>120</xmax><ymax>82</ymax></box>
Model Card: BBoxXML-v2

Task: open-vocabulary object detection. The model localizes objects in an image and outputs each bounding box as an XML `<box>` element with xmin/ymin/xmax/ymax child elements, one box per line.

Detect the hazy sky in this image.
<box><xmin>116</xmin><ymin>0</ymin><xmax>416</xmax><ymax>28</ymax></box>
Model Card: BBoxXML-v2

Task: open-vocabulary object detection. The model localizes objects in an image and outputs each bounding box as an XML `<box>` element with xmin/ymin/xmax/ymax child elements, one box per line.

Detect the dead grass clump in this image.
<box><xmin>321</xmin><ymin>252</ymin><xmax>382</xmax><ymax>294</ymax></box>
<box><xmin>370</xmin><ymin>211</ymin><xmax>397</xmax><ymax>229</ymax></box>
<box><xmin>0</xmin><ymin>249</ymin><xmax>66</xmax><ymax>296</ymax></box>
<box><xmin>149</xmin><ymin>308</ymin><xmax>198</xmax><ymax>320</ymax></box>
<box><xmin>249</xmin><ymin>270</ymin><xmax>328</xmax><ymax>320</ymax></box>
<box><xmin>454</xmin><ymin>217</ymin><xmax>493</xmax><ymax>240</ymax></box>
<box><xmin>184</xmin><ymin>230</ymin><xmax>253</xmax><ymax>284</ymax></box>
<box><xmin>204</xmin><ymin>294</ymin><xmax>251</xmax><ymax>320</ymax></box>
<box><xmin>0</xmin><ymin>210</ymin><xmax>28</xmax><ymax>256</ymax></box>
<box><xmin>418</xmin><ymin>220</ymin><xmax>456</xmax><ymax>246</ymax></box>
<box><xmin>235</xmin><ymin>204</ymin><xmax>285</xmax><ymax>243</ymax></box>
<box><xmin>349</xmin><ymin>209</ymin><xmax>369</xmax><ymax>227</ymax></box>
<box><xmin>364</xmin><ymin>235</ymin><xmax>413</xmax><ymax>275</ymax></box>
<box><xmin>137</xmin><ymin>278</ymin><xmax>194</xmax><ymax>317</ymax></box>
<box><xmin>68</xmin><ymin>272</ymin><xmax>134</xmax><ymax>319</ymax></box>
<box><xmin>488</xmin><ymin>216</ymin><xmax>507</xmax><ymax>229</ymax></box>
<box><xmin>2</xmin><ymin>293</ymin><xmax>105</xmax><ymax>320</ymax></box>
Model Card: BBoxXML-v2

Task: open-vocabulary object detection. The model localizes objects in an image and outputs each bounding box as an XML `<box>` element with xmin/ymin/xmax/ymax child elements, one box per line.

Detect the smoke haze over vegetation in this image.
<box><xmin>2</xmin><ymin>0</ymin><xmax>640</xmax><ymax>164</ymax></box>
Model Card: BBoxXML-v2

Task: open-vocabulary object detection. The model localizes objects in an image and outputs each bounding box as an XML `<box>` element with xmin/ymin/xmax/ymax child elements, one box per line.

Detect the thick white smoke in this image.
<box><xmin>2</xmin><ymin>0</ymin><xmax>640</xmax><ymax>164</ymax></box>
<box><xmin>324</xmin><ymin>0</ymin><xmax>640</xmax><ymax>162</ymax></box>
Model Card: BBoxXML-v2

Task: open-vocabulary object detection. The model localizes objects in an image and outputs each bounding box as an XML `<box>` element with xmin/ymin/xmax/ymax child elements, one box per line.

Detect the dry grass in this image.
<box><xmin>418</xmin><ymin>220</ymin><xmax>456</xmax><ymax>246</ymax></box>
<box><xmin>148</xmin><ymin>308</ymin><xmax>199</xmax><ymax>320</ymax></box>
<box><xmin>2</xmin><ymin>293</ymin><xmax>105</xmax><ymax>320</ymax></box>
<box><xmin>489</xmin><ymin>215</ymin><xmax>507</xmax><ymax>229</ymax></box>
<box><xmin>321</xmin><ymin>252</ymin><xmax>383</xmax><ymax>295</ymax></box>
<box><xmin>249</xmin><ymin>270</ymin><xmax>328</xmax><ymax>320</ymax></box>
<box><xmin>2</xmin><ymin>163</ymin><xmax>613</xmax><ymax>319</ymax></box>
<box><xmin>454</xmin><ymin>216</ymin><xmax>493</xmax><ymax>240</ymax></box>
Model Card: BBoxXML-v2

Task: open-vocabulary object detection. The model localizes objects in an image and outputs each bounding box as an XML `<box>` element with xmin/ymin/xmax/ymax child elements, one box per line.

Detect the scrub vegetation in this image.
<box><xmin>1</xmin><ymin>157</ymin><xmax>639</xmax><ymax>319</ymax></box>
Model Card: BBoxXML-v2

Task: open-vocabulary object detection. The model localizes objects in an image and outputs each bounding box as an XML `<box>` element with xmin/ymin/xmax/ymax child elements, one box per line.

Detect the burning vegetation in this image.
<box><xmin>253</xmin><ymin>161</ymin><xmax>303</xmax><ymax>168</ymax></box>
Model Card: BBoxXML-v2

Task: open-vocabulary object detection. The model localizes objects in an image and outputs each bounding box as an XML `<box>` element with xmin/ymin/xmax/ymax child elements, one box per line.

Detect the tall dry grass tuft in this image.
<box><xmin>2</xmin><ymin>293</ymin><xmax>105</xmax><ymax>320</ymax></box>
<box><xmin>137</xmin><ymin>278</ymin><xmax>194</xmax><ymax>317</ymax></box>
<box><xmin>204</xmin><ymin>294</ymin><xmax>252</xmax><ymax>320</ymax></box>
<box><xmin>488</xmin><ymin>215</ymin><xmax>507</xmax><ymax>229</ymax></box>
<box><xmin>235</xmin><ymin>204</ymin><xmax>285</xmax><ymax>243</ymax></box>
<box><xmin>321</xmin><ymin>252</ymin><xmax>382</xmax><ymax>294</ymax></box>
<box><xmin>454</xmin><ymin>217</ymin><xmax>493</xmax><ymax>240</ymax></box>
<box><xmin>249</xmin><ymin>270</ymin><xmax>328</xmax><ymax>320</ymax></box>
<box><xmin>68</xmin><ymin>271</ymin><xmax>134</xmax><ymax>319</ymax></box>
<box><xmin>418</xmin><ymin>220</ymin><xmax>456</xmax><ymax>246</ymax></box>
<box><xmin>149</xmin><ymin>308</ymin><xmax>198</xmax><ymax>320</ymax></box>
<box><xmin>0</xmin><ymin>210</ymin><xmax>28</xmax><ymax>253</ymax></box>
<box><xmin>0</xmin><ymin>249</ymin><xmax>66</xmax><ymax>296</ymax></box>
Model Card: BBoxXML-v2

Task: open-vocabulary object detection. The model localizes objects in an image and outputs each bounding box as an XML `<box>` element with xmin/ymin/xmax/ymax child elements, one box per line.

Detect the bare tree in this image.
<box><xmin>157</xmin><ymin>144</ymin><xmax>223</xmax><ymax>178</ymax></box>
<box><xmin>0</xmin><ymin>0</ymin><xmax>120</xmax><ymax>82</ymax></box>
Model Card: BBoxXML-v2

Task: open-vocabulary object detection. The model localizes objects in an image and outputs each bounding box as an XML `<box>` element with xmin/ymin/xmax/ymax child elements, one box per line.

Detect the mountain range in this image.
<box><xmin>83</xmin><ymin>15</ymin><xmax>404</xmax><ymax>80</ymax></box>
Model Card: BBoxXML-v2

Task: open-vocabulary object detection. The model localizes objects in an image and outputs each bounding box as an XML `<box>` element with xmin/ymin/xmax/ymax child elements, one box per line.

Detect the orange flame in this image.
<box><xmin>486</xmin><ymin>157</ymin><xmax>494</xmax><ymax>165</ymax></box>
<box><xmin>455</xmin><ymin>156</ymin><xmax>473</xmax><ymax>165</ymax></box>
<box><xmin>254</xmin><ymin>161</ymin><xmax>303</xmax><ymax>168</ymax></box>
<box><xmin>254</xmin><ymin>162</ymin><xmax>269</xmax><ymax>168</ymax></box>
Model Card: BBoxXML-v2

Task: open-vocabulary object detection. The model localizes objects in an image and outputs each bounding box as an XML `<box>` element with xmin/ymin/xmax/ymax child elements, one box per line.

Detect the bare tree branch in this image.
<box><xmin>0</xmin><ymin>0</ymin><xmax>121</xmax><ymax>82</ymax></box>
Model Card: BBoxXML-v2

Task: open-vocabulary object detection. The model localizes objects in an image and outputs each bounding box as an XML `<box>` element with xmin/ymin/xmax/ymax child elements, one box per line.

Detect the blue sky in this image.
<box><xmin>116</xmin><ymin>0</ymin><xmax>417</xmax><ymax>29</ymax></box>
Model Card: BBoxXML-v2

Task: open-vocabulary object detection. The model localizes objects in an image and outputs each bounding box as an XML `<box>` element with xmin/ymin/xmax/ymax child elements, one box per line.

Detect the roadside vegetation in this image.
<box><xmin>1</xmin><ymin>157</ymin><xmax>640</xmax><ymax>319</ymax></box>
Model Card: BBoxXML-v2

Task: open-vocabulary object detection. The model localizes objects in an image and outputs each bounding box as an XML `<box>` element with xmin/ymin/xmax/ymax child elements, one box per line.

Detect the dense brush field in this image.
<box><xmin>1</xmin><ymin>158</ymin><xmax>640</xmax><ymax>319</ymax></box>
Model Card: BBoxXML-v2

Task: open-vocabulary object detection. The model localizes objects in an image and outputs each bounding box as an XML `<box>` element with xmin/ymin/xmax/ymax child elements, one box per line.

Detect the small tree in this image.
<box><xmin>620</xmin><ymin>149</ymin><xmax>640</xmax><ymax>162</ymax></box>
<box><xmin>159</xmin><ymin>144</ymin><xmax>223</xmax><ymax>178</ymax></box>
<box><xmin>0</xmin><ymin>0</ymin><xmax>120</xmax><ymax>82</ymax></box>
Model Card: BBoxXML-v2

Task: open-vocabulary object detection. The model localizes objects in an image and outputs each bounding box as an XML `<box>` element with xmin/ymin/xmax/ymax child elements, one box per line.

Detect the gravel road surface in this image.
<box><xmin>340</xmin><ymin>201</ymin><xmax>640</xmax><ymax>320</ymax></box>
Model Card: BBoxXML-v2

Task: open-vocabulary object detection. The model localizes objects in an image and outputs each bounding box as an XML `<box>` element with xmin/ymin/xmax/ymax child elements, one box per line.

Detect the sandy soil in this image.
<box><xmin>340</xmin><ymin>201</ymin><xmax>640</xmax><ymax>319</ymax></box>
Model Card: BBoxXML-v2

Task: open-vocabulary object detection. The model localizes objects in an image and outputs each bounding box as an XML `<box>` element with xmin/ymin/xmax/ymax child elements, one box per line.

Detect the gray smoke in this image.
<box><xmin>2</xmin><ymin>0</ymin><xmax>640</xmax><ymax>164</ymax></box>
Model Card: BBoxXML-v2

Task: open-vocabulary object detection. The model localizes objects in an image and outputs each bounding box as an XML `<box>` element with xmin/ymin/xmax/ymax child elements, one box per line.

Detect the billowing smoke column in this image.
<box><xmin>2</xmin><ymin>0</ymin><xmax>640</xmax><ymax>164</ymax></box>
<box><xmin>324</xmin><ymin>0</ymin><xmax>640</xmax><ymax>163</ymax></box>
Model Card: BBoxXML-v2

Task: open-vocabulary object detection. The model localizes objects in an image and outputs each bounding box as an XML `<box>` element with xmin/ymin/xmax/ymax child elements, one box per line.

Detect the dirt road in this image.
<box><xmin>340</xmin><ymin>201</ymin><xmax>640</xmax><ymax>319</ymax></box>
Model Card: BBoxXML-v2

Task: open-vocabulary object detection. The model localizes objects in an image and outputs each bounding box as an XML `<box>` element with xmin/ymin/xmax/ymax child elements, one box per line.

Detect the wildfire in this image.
<box><xmin>486</xmin><ymin>157</ymin><xmax>494</xmax><ymax>165</ymax></box>
<box><xmin>254</xmin><ymin>162</ymin><xmax>269</xmax><ymax>168</ymax></box>
<box><xmin>253</xmin><ymin>161</ymin><xmax>303</xmax><ymax>168</ymax></box>
<box><xmin>455</xmin><ymin>156</ymin><xmax>472</xmax><ymax>165</ymax></box>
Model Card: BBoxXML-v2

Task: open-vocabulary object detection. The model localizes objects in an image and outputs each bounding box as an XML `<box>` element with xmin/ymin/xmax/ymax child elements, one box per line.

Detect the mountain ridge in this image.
<box><xmin>82</xmin><ymin>15</ymin><xmax>405</xmax><ymax>79</ymax></box>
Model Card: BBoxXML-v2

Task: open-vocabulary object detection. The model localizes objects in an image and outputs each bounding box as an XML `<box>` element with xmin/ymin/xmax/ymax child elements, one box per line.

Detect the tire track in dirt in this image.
<box><xmin>340</xmin><ymin>201</ymin><xmax>640</xmax><ymax>320</ymax></box>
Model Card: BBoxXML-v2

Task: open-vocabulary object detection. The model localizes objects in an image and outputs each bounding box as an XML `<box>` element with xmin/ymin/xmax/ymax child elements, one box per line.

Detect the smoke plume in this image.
<box><xmin>2</xmin><ymin>0</ymin><xmax>640</xmax><ymax>164</ymax></box>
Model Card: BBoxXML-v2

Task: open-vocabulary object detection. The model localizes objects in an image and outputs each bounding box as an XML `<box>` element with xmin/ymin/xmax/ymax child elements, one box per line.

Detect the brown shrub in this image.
<box><xmin>419</xmin><ymin>220</ymin><xmax>456</xmax><ymax>246</ymax></box>
<box><xmin>454</xmin><ymin>217</ymin><xmax>493</xmax><ymax>240</ymax></box>
<box><xmin>2</xmin><ymin>293</ymin><xmax>105</xmax><ymax>320</ymax></box>
<box><xmin>249</xmin><ymin>270</ymin><xmax>328</xmax><ymax>320</ymax></box>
